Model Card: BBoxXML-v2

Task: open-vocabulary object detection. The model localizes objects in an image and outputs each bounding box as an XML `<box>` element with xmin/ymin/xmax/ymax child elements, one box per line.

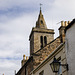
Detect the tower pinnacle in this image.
<box><xmin>36</xmin><ymin>5</ymin><xmax>47</xmax><ymax>29</ymax></box>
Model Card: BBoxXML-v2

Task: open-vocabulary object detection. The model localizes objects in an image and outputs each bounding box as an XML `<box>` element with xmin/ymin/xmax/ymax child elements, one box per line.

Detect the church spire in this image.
<box><xmin>36</xmin><ymin>4</ymin><xmax>47</xmax><ymax>29</ymax></box>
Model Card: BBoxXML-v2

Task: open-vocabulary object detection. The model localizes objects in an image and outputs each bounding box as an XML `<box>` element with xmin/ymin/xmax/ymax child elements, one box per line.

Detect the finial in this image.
<box><xmin>40</xmin><ymin>3</ymin><xmax>43</xmax><ymax>10</ymax></box>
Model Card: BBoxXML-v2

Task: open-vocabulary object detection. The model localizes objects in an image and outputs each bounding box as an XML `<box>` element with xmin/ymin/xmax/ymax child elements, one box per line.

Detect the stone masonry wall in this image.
<box><xmin>29</xmin><ymin>28</ymin><xmax>54</xmax><ymax>55</ymax></box>
<box><xmin>32</xmin><ymin>36</ymin><xmax>61</xmax><ymax>69</ymax></box>
<box><xmin>33</xmin><ymin>32</ymin><xmax>54</xmax><ymax>53</ymax></box>
<box><xmin>16</xmin><ymin>66</ymin><xmax>25</xmax><ymax>75</ymax></box>
<box><xmin>26</xmin><ymin>59</ymin><xmax>33</xmax><ymax>75</ymax></box>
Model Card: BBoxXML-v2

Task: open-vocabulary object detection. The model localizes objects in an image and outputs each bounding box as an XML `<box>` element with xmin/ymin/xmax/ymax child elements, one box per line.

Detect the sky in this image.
<box><xmin>0</xmin><ymin>0</ymin><xmax>75</xmax><ymax>75</ymax></box>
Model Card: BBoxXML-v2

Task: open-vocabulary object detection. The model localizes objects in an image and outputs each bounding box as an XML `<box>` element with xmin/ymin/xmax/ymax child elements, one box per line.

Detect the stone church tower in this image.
<box><xmin>16</xmin><ymin>7</ymin><xmax>62</xmax><ymax>75</ymax></box>
<box><xmin>29</xmin><ymin>9</ymin><xmax>55</xmax><ymax>55</ymax></box>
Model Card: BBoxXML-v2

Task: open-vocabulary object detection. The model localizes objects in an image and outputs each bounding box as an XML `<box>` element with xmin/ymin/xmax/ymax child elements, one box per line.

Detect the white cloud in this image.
<box><xmin>0</xmin><ymin>59</ymin><xmax>20</xmax><ymax>75</ymax></box>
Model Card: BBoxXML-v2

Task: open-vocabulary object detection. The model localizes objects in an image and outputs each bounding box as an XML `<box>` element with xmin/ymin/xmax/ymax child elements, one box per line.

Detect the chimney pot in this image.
<box><xmin>68</xmin><ymin>21</ymin><xmax>71</xmax><ymax>24</ymax></box>
<box><xmin>23</xmin><ymin>55</ymin><xmax>25</xmax><ymax>60</ymax></box>
<box><xmin>26</xmin><ymin>56</ymin><xmax>28</xmax><ymax>60</ymax></box>
<box><xmin>61</xmin><ymin>21</ymin><xmax>64</xmax><ymax>26</ymax></box>
<box><xmin>65</xmin><ymin>21</ymin><xmax>68</xmax><ymax>26</ymax></box>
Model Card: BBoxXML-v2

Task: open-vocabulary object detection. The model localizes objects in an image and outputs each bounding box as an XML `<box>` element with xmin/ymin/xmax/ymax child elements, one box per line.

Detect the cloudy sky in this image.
<box><xmin>0</xmin><ymin>0</ymin><xmax>75</xmax><ymax>75</ymax></box>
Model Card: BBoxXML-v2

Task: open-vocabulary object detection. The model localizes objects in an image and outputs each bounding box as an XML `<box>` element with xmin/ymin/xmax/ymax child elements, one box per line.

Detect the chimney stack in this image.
<box><xmin>21</xmin><ymin>55</ymin><xmax>26</xmax><ymax>66</ymax></box>
<box><xmin>21</xmin><ymin>55</ymin><xmax>28</xmax><ymax>67</ymax></box>
<box><xmin>59</xmin><ymin>20</ymin><xmax>71</xmax><ymax>43</ymax></box>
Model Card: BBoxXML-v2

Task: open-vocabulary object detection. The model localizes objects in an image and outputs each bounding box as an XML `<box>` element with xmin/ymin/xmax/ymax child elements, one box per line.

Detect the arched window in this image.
<box><xmin>40</xmin><ymin>36</ymin><xmax>43</xmax><ymax>48</ymax></box>
<box><xmin>41</xmin><ymin>20</ymin><xmax>43</xmax><ymax>24</ymax></box>
<box><xmin>44</xmin><ymin>36</ymin><xmax>47</xmax><ymax>45</ymax></box>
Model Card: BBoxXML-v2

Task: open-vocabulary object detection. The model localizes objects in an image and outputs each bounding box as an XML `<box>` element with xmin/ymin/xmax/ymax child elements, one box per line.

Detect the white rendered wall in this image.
<box><xmin>65</xmin><ymin>23</ymin><xmax>75</xmax><ymax>75</ymax></box>
<box><xmin>31</xmin><ymin>45</ymin><xmax>67</xmax><ymax>75</ymax></box>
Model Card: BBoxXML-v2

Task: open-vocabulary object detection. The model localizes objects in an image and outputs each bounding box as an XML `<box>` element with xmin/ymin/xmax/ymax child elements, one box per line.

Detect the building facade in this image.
<box><xmin>30</xmin><ymin>43</ymin><xmax>68</xmax><ymax>75</ymax></box>
<box><xmin>15</xmin><ymin>8</ymin><xmax>72</xmax><ymax>75</ymax></box>
<box><xmin>65</xmin><ymin>19</ymin><xmax>75</xmax><ymax>75</ymax></box>
<box><xmin>29</xmin><ymin>9</ymin><xmax>55</xmax><ymax>55</ymax></box>
<box><xmin>30</xmin><ymin>19</ymin><xmax>75</xmax><ymax>75</ymax></box>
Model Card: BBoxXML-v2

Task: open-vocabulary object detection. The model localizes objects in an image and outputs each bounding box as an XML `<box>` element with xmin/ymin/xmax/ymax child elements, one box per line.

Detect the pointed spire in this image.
<box><xmin>36</xmin><ymin>4</ymin><xmax>47</xmax><ymax>29</ymax></box>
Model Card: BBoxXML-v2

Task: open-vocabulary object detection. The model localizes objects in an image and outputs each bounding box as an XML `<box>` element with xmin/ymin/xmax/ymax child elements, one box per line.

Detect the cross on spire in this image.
<box><xmin>40</xmin><ymin>3</ymin><xmax>43</xmax><ymax>10</ymax></box>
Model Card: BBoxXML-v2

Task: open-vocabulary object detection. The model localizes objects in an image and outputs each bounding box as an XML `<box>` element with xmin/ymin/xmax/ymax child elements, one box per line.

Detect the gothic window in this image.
<box><xmin>40</xmin><ymin>36</ymin><xmax>43</xmax><ymax>48</ymax></box>
<box><xmin>44</xmin><ymin>36</ymin><xmax>47</xmax><ymax>45</ymax></box>
<box><xmin>41</xmin><ymin>20</ymin><xmax>43</xmax><ymax>24</ymax></box>
<box><xmin>39</xmin><ymin>70</ymin><xmax>44</xmax><ymax>75</ymax></box>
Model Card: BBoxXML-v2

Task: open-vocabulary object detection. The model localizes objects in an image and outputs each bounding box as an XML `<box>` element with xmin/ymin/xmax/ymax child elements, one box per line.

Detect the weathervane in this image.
<box><xmin>40</xmin><ymin>3</ymin><xmax>43</xmax><ymax>10</ymax></box>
